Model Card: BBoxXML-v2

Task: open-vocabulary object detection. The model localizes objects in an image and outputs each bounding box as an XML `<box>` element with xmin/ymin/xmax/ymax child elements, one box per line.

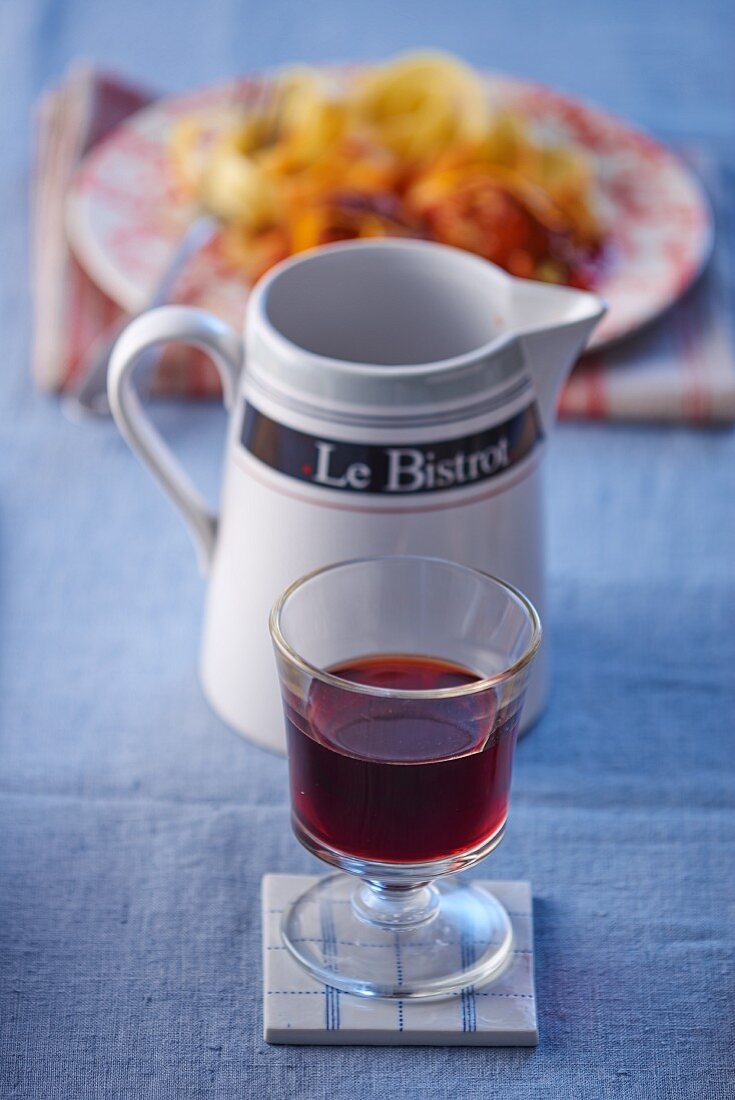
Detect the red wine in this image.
<box><xmin>284</xmin><ymin>654</ymin><xmax>523</xmax><ymax>864</ymax></box>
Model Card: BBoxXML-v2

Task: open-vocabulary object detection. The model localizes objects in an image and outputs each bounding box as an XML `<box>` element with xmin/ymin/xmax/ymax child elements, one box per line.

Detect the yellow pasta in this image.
<box><xmin>352</xmin><ymin>51</ymin><xmax>489</xmax><ymax>161</ymax></box>
<box><xmin>169</xmin><ymin>52</ymin><xmax>605</xmax><ymax>285</ymax></box>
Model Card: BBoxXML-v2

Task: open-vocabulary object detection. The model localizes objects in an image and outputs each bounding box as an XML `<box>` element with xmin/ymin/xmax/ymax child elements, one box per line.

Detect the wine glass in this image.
<box><xmin>269</xmin><ymin>555</ymin><xmax>541</xmax><ymax>1000</ymax></box>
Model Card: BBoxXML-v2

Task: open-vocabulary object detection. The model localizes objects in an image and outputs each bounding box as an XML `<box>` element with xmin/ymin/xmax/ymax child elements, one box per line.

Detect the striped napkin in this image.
<box><xmin>32</xmin><ymin>65</ymin><xmax>153</xmax><ymax>393</ymax></box>
<box><xmin>559</xmin><ymin>156</ymin><xmax>735</xmax><ymax>423</ymax></box>
<box><xmin>32</xmin><ymin>67</ymin><xmax>735</xmax><ymax>423</ymax></box>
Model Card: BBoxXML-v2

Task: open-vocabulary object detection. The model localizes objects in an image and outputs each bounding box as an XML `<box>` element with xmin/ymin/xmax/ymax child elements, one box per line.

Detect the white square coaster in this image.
<box><xmin>262</xmin><ymin>874</ymin><xmax>538</xmax><ymax>1046</ymax></box>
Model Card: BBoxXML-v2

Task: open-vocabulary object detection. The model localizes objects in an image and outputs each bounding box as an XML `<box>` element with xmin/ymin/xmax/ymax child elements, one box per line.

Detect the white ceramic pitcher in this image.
<box><xmin>108</xmin><ymin>239</ymin><xmax>605</xmax><ymax>752</ymax></box>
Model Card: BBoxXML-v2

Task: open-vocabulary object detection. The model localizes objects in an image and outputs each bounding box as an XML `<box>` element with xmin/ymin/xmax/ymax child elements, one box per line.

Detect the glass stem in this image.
<box><xmin>351</xmin><ymin>879</ymin><xmax>440</xmax><ymax>929</ymax></box>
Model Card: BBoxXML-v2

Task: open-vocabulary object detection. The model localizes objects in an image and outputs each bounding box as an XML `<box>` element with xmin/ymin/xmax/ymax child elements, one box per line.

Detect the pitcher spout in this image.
<box><xmin>507</xmin><ymin>278</ymin><xmax>607</xmax><ymax>430</ymax></box>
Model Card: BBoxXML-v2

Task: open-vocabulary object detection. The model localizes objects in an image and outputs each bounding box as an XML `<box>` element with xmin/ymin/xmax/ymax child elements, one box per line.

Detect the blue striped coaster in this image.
<box><xmin>262</xmin><ymin>874</ymin><xmax>537</xmax><ymax>1046</ymax></box>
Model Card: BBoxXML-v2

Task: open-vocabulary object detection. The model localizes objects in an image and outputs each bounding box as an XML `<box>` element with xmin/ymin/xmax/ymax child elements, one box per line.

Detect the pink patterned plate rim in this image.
<box><xmin>66</xmin><ymin>72</ymin><xmax>714</xmax><ymax>351</ymax></box>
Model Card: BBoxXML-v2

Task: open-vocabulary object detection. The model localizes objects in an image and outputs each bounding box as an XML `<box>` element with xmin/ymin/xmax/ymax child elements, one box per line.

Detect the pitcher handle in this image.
<box><xmin>107</xmin><ymin>305</ymin><xmax>242</xmax><ymax>574</ymax></box>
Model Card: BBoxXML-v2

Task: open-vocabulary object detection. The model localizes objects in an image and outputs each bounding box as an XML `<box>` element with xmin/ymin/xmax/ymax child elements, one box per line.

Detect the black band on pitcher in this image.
<box><xmin>240</xmin><ymin>402</ymin><xmax>543</xmax><ymax>496</ymax></box>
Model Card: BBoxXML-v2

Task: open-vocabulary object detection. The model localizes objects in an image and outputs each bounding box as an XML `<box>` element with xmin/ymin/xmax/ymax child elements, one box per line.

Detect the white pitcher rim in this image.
<box><xmin>249</xmin><ymin>238</ymin><xmax>607</xmax><ymax>380</ymax></box>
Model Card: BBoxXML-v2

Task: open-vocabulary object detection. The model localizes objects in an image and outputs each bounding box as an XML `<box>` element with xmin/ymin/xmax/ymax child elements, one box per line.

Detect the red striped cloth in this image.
<box><xmin>558</xmin><ymin>159</ymin><xmax>735</xmax><ymax>423</ymax></box>
<box><xmin>32</xmin><ymin>66</ymin><xmax>152</xmax><ymax>392</ymax></box>
<box><xmin>32</xmin><ymin>67</ymin><xmax>735</xmax><ymax>422</ymax></box>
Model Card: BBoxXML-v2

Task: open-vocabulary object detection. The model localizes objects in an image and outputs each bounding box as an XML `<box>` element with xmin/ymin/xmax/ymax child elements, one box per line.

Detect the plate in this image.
<box><xmin>66</xmin><ymin>73</ymin><xmax>713</xmax><ymax>350</ymax></box>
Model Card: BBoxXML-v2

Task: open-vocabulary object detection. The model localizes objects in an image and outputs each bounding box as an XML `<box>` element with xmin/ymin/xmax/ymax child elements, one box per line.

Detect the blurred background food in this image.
<box><xmin>170</xmin><ymin>52</ymin><xmax>606</xmax><ymax>287</ymax></box>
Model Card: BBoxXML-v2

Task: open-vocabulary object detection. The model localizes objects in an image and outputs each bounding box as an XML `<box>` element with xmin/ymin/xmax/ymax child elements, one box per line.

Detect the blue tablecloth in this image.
<box><xmin>1</xmin><ymin>1</ymin><xmax>734</xmax><ymax>1096</ymax></box>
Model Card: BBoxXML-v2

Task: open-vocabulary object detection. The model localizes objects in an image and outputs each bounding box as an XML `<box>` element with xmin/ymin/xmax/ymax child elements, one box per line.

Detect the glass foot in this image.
<box><xmin>282</xmin><ymin>872</ymin><xmax>513</xmax><ymax>1000</ymax></box>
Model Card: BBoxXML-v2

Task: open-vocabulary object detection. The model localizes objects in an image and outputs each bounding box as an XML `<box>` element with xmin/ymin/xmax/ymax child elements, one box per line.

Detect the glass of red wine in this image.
<box><xmin>270</xmin><ymin>555</ymin><xmax>541</xmax><ymax>1000</ymax></box>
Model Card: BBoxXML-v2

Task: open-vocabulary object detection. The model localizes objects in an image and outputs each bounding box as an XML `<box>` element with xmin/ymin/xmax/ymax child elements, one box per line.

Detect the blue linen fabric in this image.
<box><xmin>1</xmin><ymin>0</ymin><xmax>734</xmax><ymax>1096</ymax></box>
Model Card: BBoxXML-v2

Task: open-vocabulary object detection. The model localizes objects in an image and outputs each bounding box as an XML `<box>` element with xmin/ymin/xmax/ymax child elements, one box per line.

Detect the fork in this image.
<box><xmin>64</xmin><ymin>77</ymin><xmax>286</xmax><ymax>419</ymax></box>
<box><xmin>63</xmin><ymin>212</ymin><xmax>220</xmax><ymax>419</ymax></box>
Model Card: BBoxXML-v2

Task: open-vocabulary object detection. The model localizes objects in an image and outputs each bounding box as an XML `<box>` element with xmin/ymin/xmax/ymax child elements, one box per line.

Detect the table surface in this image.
<box><xmin>2</xmin><ymin>1</ymin><xmax>734</xmax><ymax>1097</ymax></box>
